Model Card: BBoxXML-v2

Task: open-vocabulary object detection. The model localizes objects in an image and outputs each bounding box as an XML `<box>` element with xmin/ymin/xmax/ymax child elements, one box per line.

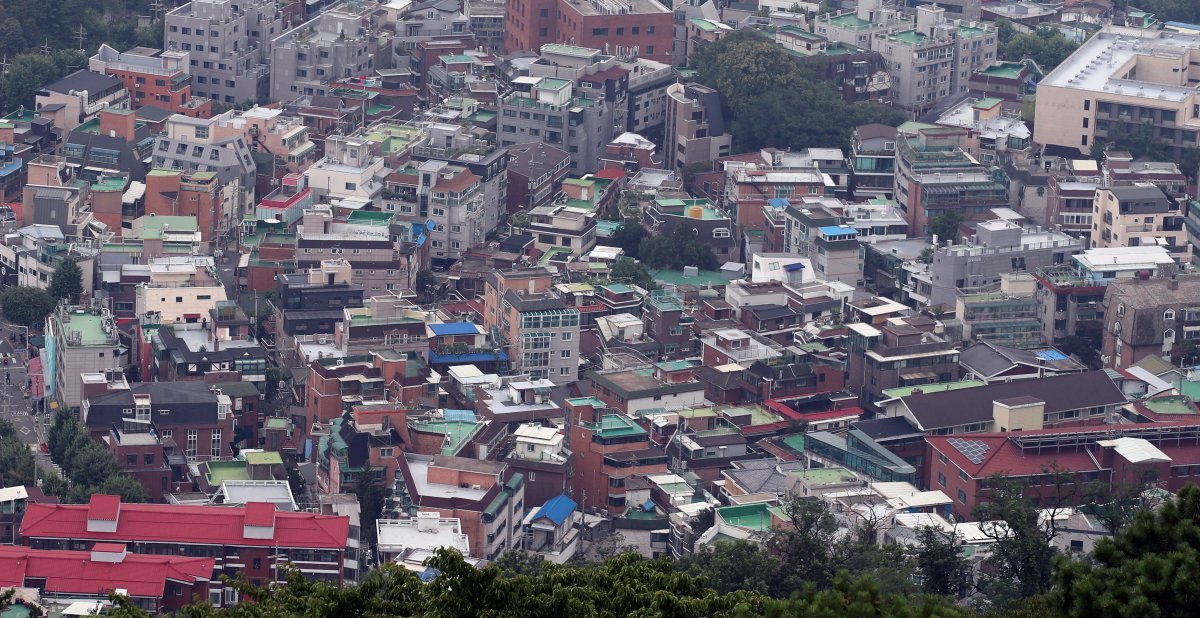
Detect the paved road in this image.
<box><xmin>0</xmin><ymin>325</ymin><xmax>53</xmax><ymax>474</ymax></box>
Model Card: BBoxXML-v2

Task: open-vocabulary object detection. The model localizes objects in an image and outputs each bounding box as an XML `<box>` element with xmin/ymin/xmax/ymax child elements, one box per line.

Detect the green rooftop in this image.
<box><xmin>539</xmin><ymin>77</ymin><xmax>572</xmax><ymax>91</ymax></box>
<box><xmin>890</xmin><ymin>29</ymin><xmax>927</xmax><ymax>45</ymax></box>
<box><xmin>92</xmin><ymin>176</ymin><xmax>128</xmax><ymax>192</ymax></box>
<box><xmin>583</xmin><ymin>414</ymin><xmax>646</xmax><ymax>438</ymax></box>
<box><xmin>566</xmin><ymin>396</ymin><xmax>607</xmax><ymax>408</ymax></box>
<box><xmin>411</xmin><ymin>420</ymin><xmax>484</xmax><ymax>456</ymax></box>
<box><xmin>135</xmin><ymin>215</ymin><xmax>198</xmax><ymax>239</ymax></box>
<box><xmin>690</xmin><ymin>18</ymin><xmax>720</xmax><ymax>31</ymax></box>
<box><xmin>602</xmin><ymin>283</ymin><xmax>634</xmax><ymax>294</ymax></box>
<box><xmin>979</xmin><ymin>62</ymin><xmax>1025</xmax><ymax>80</ymax></box>
<box><xmin>58</xmin><ymin>311</ymin><xmax>115</xmax><ymax>347</ymax></box>
<box><xmin>76</xmin><ymin>115</ymin><xmax>148</xmax><ymax>135</ymax></box>
<box><xmin>264</xmin><ymin>417</ymin><xmax>289</xmax><ymax>430</ymax></box>
<box><xmin>206</xmin><ymin>460</ymin><xmax>250</xmax><ymax>486</ymax></box>
<box><xmin>828</xmin><ymin>12</ymin><xmax>873</xmax><ymax>29</ymax></box>
<box><xmin>958</xmin><ymin>24</ymin><xmax>987</xmax><ymax>37</ymax></box>
<box><xmin>243</xmin><ymin>451</ymin><xmax>284</xmax><ymax>466</ymax></box>
<box><xmin>440</xmin><ymin>54</ymin><xmax>474</xmax><ymax>64</ymax></box>
<box><xmin>3</xmin><ymin>109</ymin><xmax>38</xmax><ymax>123</ymax></box>
<box><xmin>973</xmin><ymin>97</ymin><xmax>1004</xmax><ymax>110</ymax></box>
<box><xmin>881</xmin><ymin>379</ymin><xmax>985</xmax><ymax>400</ymax></box>
<box><xmin>1142</xmin><ymin>396</ymin><xmax>1198</xmax><ymax>416</ymax></box>
<box><xmin>717</xmin><ymin>503</ymin><xmax>775</xmax><ymax>531</ymax></box>
<box><xmin>655</xmin><ymin>360</ymin><xmax>693</xmax><ymax>372</ymax></box>
<box><xmin>783</xmin><ymin>433</ymin><xmax>805</xmax><ymax>452</ymax></box>
<box><xmin>651</xmin><ymin>269</ymin><xmax>729</xmax><ymax>288</ymax></box>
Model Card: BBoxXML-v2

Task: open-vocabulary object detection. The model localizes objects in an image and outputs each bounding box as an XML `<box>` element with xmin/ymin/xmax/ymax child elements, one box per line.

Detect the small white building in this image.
<box><xmin>376</xmin><ymin>512</ymin><xmax>471</xmax><ymax>566</ymax></box>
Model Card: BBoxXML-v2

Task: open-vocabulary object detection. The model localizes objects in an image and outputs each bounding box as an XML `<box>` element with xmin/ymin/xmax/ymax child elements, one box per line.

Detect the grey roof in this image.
<box><xmin>959</xmin><ymin>342</ymin><xmax>1085</xmax><ymax>378</ymax></box>
<box><xmin>503</xmin><ymin>288</ymin><xmax>566</xmax><ymax>312</ymax></box>
<box><xmin>85</xmin><ymin>381</ymin><xmax>220</xmax><ymax>429</ymax></box>
<box><xmin>135</xmin><ymin>105</ymin><xmax>174</xmax><ymax>122</ymax></box>
<box><xmin>851</xmin><ymin>416</ymin><xmax>922</xmax><ymax>440</ymax></box>
<box><xmin>723</xmin><ymin>459</ymin><xmax>806</xmax><ymax>494</ymax></box>
<box><xmin>901</xmin><ymin>371</ymin><xmax>1125</xmax><ymax>430</ymax></box>
<box><xmin>506</xmin><ymin>142</ymin><xmax>569</xmax><ymax>178</ymax></box>
<box><xmin>42</xmin><ymin>70</ymin><xmax>123</xmax><ymax>96</ymax></box>
<box><xmin>1106</xmin><ymin>277</ymin><xmax>1200</xmax><ymax>309</ymax></box>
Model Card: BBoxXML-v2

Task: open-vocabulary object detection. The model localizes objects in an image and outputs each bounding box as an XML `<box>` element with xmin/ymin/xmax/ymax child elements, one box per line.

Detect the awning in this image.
<box><xmin>183</xmin><ymin>313</ymin><xmax>202</xmax><ymax>320</ymax></box>
<box><xmin>899</xmin><ymin>370</ymin><xmax>938</xmax><ymax>381</ymax></box>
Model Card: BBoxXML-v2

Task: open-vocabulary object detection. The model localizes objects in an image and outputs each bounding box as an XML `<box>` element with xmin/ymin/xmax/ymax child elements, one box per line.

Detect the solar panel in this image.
<box><xmin>947</xmin><ymin>437</ymin><xmax>991</xmax><ymax>464</ymax></box>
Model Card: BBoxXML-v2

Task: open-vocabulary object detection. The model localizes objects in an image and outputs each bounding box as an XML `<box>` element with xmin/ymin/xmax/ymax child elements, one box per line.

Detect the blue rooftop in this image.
<box><xmin>531</xmin><ymin>493</ymin><xmax>578</xmax><ymax>526</ymax></box>
<box><xmin>767</xmin><ymin>198</ymin><xmax>790</xmax><ymax>208</ymax></box>
<box><xmin>818</xmin><ymin>225</ymin><xmax>859</xmax><ymax>238</ymax></box>
<box><xmin>784</xmin><ymin>263</ymin><xmax>806</xmax><ymax>272</ymax></box>
<box><xmin>1035</xmin><ymin>350</ymin><xmax>1069</xmax><ymax>361</ymax></box>
<box><xmin>429</xmin><ymin>322</ymin><xmax>481</xmax><ymax>336</ymax></box>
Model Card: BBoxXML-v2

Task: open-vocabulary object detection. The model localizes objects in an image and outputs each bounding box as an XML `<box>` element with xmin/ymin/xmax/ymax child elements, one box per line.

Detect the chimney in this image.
<box><xmin>1169</xmin><ymin>278</ymin><xmax>1179</xmax><ymax>291</ymax></box>
<box><xmin>99</xmin><ymin>108</ymin><xmax>136</xmax><ymax>143</ymax></box>
<box><xmin>85</xmin><ymin>494</ymin><xmax>122</xmax><ymax>533</ymax></box>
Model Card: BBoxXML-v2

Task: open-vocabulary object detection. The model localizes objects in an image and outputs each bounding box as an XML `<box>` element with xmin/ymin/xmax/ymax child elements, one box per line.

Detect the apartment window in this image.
<box><xmin>592</xmin><ymin>28</ymin><xmax>608</xmax><ymax>36</ymax></box>
<box><xmin>647</xmin><ymin>26</ymin><xmax>655</xmax><ymax>33</ymax></box>
<box><xmin>632</xmin><ymin>27</ymin><xmax>640</xmax><ymax>34</ymax></box>
<box><xmin>957</xmin><ymin>489</ymin><xmax>967</xmax><ymax>503</ymax></box>
<box><xmin>144</xmin><ymin>453</ymin><xmax>154</xmax><ymax>465</ymax></box>
<box><xmin>561</xmin><ymin>332</ymin><xmax>572</xmax><ymax>341</ymax></box>
<box><xmin>560</xmin><ymin>349</ymin><xmax>572</xmax><ymax>359</ymax></box>
<box><xmin>1083</xmin><ymin>100</ymin><xmax>1090</xmax><ymax>111</ymax></box>
<box><xmin>559</xmin><ymin>367</ymin><xmax>572</xmax><ymax>376</ymax></box>
<box><xmin>345</xmin><ymin>182</ymin><xmax>357</xmax><ymax>191</ymax></box>
<box><xmin>539</xmin><ymin>7</ymin><xmax>548</xmax><ymax>15</ymax></box>
<box><xmin>182</xmin><ymin>27</ymin><xmax>191</xmax><ymax>34</ymax></box>
<box><xmin>186</xmin><ymin>430</ymin><xmax>198</xmax><ymax>458</ymax></box>
<box><xmin>937</xmin><ymin>472</ymin><xmax>946</xmax><ymax>487</ymax></box>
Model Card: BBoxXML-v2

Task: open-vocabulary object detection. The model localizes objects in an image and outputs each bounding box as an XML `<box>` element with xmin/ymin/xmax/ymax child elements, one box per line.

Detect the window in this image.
<box><xmin>561</xmin><ymin>332</ymin><xmax>572</xmax><ymax>341</ymax></box>
<box><xmin>127</xmin><ymin>454</ymin><xmax>137</xmax><ymax>466</ymax></box>
<box><xmin>186</xmin><ymin>430</ymin><xmax>198</xmax><ymax>458</ymax></box>
<box><xmin>559</xmin><ymin>367</ymin><xmax>572</xmax><ymax>376</ymax></box>
<box><xmin>1166</xmin><ymin>309</ymin><xmax>1176</xmax><ymax>321</ymax></box>
<box><xmin>592</xmin><ymin>28</ymin><xmax>608</xmax><ymax>36</ymax></box>
<box><xmin>560</xmin><ymin>349</ymin><xmax>572</xmax><ymax>359</ymax></box>
<box><xmin>957</xmin><ymin>489</ymin><xmax>967</xmax><ymax>503</ymax></box>
<box><xmin>211</xmin><ymin>429</ymin><xmax>222</xmax><ymax>458</ymax></box>
<box><xmin>937</xmin><ymin>472</ymin><xmax>946</xmax><ymax>487</ymax></box>
<box><xmin>144</xmin><ymin>453</ymin><xmax>154</xmax><ymax>465</ymax></box>
<box><xmin>345</xmin><ymin>182</ymin><xmax>356</xmax><ymax>191</ymax></box>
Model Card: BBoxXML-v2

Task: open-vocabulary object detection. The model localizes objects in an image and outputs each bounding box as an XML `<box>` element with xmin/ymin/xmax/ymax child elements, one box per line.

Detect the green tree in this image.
<box><xmin>414</xmin><ymin>270</ymin><xmax>438</xmax><ymax>303</ymax></box>
<box><xmin>995</xmin><ymin>19</ymin><xmax>1080</xmax><ymax>71</ymax></box>
<box><xmin>766</xmin><ymin>494</ymin><xmax>840</xmax><ymax>590</ymax></box>
<box><xmin>972</xmin><ymin>474</ymin><xmax>1064</xmax><ymax>609</ymax></box>
<box><xmin>97</xmin><ymin>474</ymin><xmax>150</xmax><ymax>503</ymax></box>
<box><xmin>928</xmin><ymin>210</ymin><xmax>965</xmax><ymax>244</ymax></box>
<box><xmin>913</xmin><ymin>526</ymin><xmax>970</xmax><ymax>597</ymax></box>
<box><xmin>1050</xmin><ymin>484</ymin><xmax>1200</xmax><ymax>617</ymax></box>
<box><xmin>48</xmin><ymin>258</ymin><xmax>84</xmax><ymax>305</ymax></box>
<box><xmin>0</xmin><ymin>286</ymin><xmax>56</xmax><ymax>328</ymax></box>
<box><xmin>609</xmin><ymin>219</ymin><xmax>647</xmax><ymax>257</ymax></box>
<box><xmin>355</xmin><ymin>466</ymin><xmax>384</xmax><ymax>545</ymax></box>
<box><xmin>609</xmin><ymin>258</ymin><xmax>655</xmax><ymax>289</ymax></box>
<box><xmin>679</xmin><ymin>539</ymin><xmax>788</xmax><ymax>597</ymax></box>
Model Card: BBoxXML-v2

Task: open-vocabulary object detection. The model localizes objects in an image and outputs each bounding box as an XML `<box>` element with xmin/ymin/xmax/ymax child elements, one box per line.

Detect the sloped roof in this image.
<box><xmin>530</xmin><ymin>493</ymin><xmax>577</xmax><ymax>526</ymax></box>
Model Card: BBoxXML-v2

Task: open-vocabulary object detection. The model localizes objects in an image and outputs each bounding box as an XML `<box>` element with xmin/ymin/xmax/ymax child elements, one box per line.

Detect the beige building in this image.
<box><xmin>1092</xmin><ymin>183</ymin><xmax>1189</xmax><ymax>260</ymax></box>
<box><xmin>664</xmin><ymin>83</ymin><xmax>732</xmax><ymax>171</ymax></box>
<box><xmin>1035</xmin><ymin>26</ymin><xmax>1200</xmax><ymax>155</ymax></box>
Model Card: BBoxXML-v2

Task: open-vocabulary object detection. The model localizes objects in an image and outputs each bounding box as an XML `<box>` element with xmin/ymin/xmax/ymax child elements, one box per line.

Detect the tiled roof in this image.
<box><xmin>0</xmin><ymin>546</ymin><xmax>213</xmax><ymax>598</ymax></box>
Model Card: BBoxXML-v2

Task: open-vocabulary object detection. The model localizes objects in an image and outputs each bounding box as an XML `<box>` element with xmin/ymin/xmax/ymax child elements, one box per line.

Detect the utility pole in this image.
<box><xmin>39</xmin><ymin>40</ymin><xmax>53</xmax><ymax>57</ymax></box>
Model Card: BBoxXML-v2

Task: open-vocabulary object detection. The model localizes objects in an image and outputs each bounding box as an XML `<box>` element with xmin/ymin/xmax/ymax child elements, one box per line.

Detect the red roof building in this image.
<box><xmin>926</xmin><ymin>422</ymin><xmax>1200</xmax><ymax>521</ymax></box>
<box><xmin>21</xmin><ymin>495</ymin><xmax>355</xmax><ymax>594</ymax></box>
<box><xmin>0</xmin><ymin>544</ymin><xmax>212</xmax><ymax>613</ymax></box>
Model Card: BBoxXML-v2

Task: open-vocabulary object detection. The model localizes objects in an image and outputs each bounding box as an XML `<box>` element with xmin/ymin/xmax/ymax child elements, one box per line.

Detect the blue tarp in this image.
<box><xmin>444</xmin><ymin>409</ymin><xmax>477</xmax><ymax>422</ymax></box>
<box><xmin>428</xmin><ymin>322</ymin><xmax>481</xmax><ymax>336</ymax></box>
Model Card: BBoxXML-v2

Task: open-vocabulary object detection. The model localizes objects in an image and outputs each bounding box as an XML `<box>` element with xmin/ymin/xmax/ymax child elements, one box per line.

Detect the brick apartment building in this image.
<box><xmin>89</xmin><ymin>44</ymin><xmax>212</xmax><ymax>117</ymax></box>
<box><xmin>564</xmin><ymin>396</ymin><xmax>669</xmax><ymax>515</ymax></box>
<box><xmin>505</xmin><ymin>0</ymin><xmax>674</xmax><ymax>65</ymax></box>
<box><xmin>82</xmin><ymin>381</ymin><xmax>237</xmax><ymax>464</ymax></box>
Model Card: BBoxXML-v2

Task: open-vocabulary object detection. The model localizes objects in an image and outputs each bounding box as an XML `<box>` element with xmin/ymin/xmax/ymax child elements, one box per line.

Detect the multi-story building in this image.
<box><xmin>305</xmin><ymin>133</ymin><xmax>386</xmax><ymax>203</ymax></box>
<box><xmin>847</xmin><ymin>317</ymin><xmax>960</xmax><ymax>409</ymax></box>
<box><xmin>22</xmin><ymin>494</ymin><xmax>356</xmax><ymax>588</ymax></box>
<box><xmin>35</xmin><ymin>70</ymin><xmax>130</xmax><ymax>132</ymax></box>
<box><xmin>587</xmin><ymin>362</ymin><xmax>707</xmax><ymax>415</ymax></box>
<box><xmin>294</xmin><ymin>207</ymin><xmax>421</xmax><ymax>295</ymax></box>
<box><xmin>663</xmin><ymin>82</ymin><xmax>731</xmax><ymax>171</ymax></box>
<box><xmin>393</xmin><ymin>453</ymin><xmax>524</xmax><ymax>560</ymax></box>
<box><xmin>850</xmin><ymin>123</ymin><xmax>898</xmax><ymax>201</ymax></box>
<box><xmin>164</xmin><ymin>0</ymin><xmax>284</xmax><ymax>105</ymax></box>
<box><xmin>933</xmin><ymin>96</ymin><xmax>1032</xmax><ymax>164</ymax></box>
<box><xmin>316</xmin><ymin>412</ymin><xmax>404</xmax><ymax>494</ymax></box>
<box><xmin>304</xmin><ymin>352</ymin><xmax>430</xmax><ymax>433</ymax></box>
<box><xmin>926</xmin><ymin>220</ymin><xmax>1084</xmax><ymax>309</ymax></box>
<box><xmin>273</xmin><ymin>259</ymin><xmax>365</xmax><ymax>366</ymax></box>
<box><xmin>1035</xmin><ymin>26</ymin><xmax>1200</xmax><ymax>157</ymax></box>
<box><xmin>482</xmin><ymin>268</ymin><xmax>580</xmax><ymax>383</ymax></box>
<box><xmin>505</xmin><ymin>0</ymin><xmax>674</xmax><ymax>65</ymax></box>
<box><xmin>955</xmin><ymin>275</ymin><xmax>1042</xmax><ymax>349</ymax></box>
<box><xmin>270</xmin><ymin>5</ymin><xmax>391</xmax><ymax>102</ymax></box>
<box><xmin>1046</xmin><ymin>160</ymin><xmax>1103</xmax><ymax>244</ymax></box>
<box><xmin>497</xmin><ymin>56</ymin><xmax>623</xmax><ymax>174</ymax></box>
<box><xmin>143</xmin><ymin>169</ymin><xmax>226</xmax><ymax>241</ymax></box>
<box><xmin>505</xmin><ymin>142</ymin><xmax>570</xmax><ymax>213</ymax></box>
<box><xmin>894</xmin><ymin>126</ymin><xmax>1008</xmax><ymax>236</ymax></box>
<box><xmin>1092</xmin><ymin>184</ymin><xmax>1188</xmax><ymax>261</ymax></box>
<box><xmin>152</xmin><ymin>113</ymin><xmax>258</xmax><ymax>213</ymax></box>
<box><xmin>467</xmin><ymin>0</ymin><xmax>507</xmax><ymax>53</ymax></box>
<box><xmin>723</xmin><ymin>151</ymin><xmax>834</xmax><ymax>232</ymax></box>
<box><xmin>1102</xmin><ymin>276</ymin><xmax>1200</xmax><ymax>370</ymax></box>
<box><xmin>816</xmin><ymin>1</ymin><xmax>997</xmax><ymax>117</ymax></box>
<box><xmin>525</xmin><ymin>203</ymin><xmax>599</xmax><ymax>258</ymax></box>
<box><xmin>564</xmin><ymin>397</ymin><xmax>669</xmax><ymax>515</ymax></box>
<box><xmin>45</xmin><ymin>304</ymin><xmax>128</xmax><ymax>411</ymax></box>
<box><xmin>624</xmin><ymin>58</ymin><xmax>674</xmax><ymax>141</ymax></box>
<box><xmin>643</xmin><ymin>197</ymin><xmax>735</xmax><ymax>263</ymax></box>
<box><xmin>89</xmin><ymin>44</ymin><xmax>209</xmax><ymax>117</ymax></box>
<box><xmin>1032</xmin><ymin>245</ymin><xmax>1176</xmax><ymax>344</ymax></box>
<box><xmin>215</xmin><ymin>106</ymin><xmax>318</xmax><ymax>175</ymax></box>
<box><xmin>84</xmin><ymin>381</ymin><xmax>236</xmax><ymax>465</ymax></box>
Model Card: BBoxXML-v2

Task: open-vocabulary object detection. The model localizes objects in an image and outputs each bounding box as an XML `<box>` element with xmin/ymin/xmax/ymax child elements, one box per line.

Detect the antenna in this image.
<box><xmin>39</xmin><ymin>39</ymin><xmax>53</xmax><ymax>57</ymax></box>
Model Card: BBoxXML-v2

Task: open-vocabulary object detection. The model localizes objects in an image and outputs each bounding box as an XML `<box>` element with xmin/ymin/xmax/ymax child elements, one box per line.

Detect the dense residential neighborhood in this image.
<box><xmin>0</xmin><ymin>0</ymin><xmax>1198</xmax><ymax>614</ymax></box>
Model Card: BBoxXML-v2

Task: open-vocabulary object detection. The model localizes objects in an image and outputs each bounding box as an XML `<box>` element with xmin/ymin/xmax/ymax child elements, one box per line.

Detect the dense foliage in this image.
<box><xmin>638</xmin><ymin>222</ymin><xmax>721</xmax><ymax>271</ymax></box>
<box><xmin>46</xmin><ymin>408</ymin><xmax>148</xmax><ymax>503</ymax></box>
<box><xmin>995</xmin><ymin>19</ymin><xmax>1080</xmax><ymax>72</ymax></box>
<box><xmin>0</xmin><ymin>286</ymin><xmax>57</xmax><ymax>328</ymax></box>
<box><xmin>0</xmin><ymin>0</ymin><xmax>163</xmax><ymax>113</ymax></box>
<box><xmin>48</xmin><ymin>259</ymin><xmax>84</xmax><ymax>306</ymax></box>
<box><xmin>691</xmin><ymin>31</ymin><xmax>905</xmax><ymax>152</ymax></box>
